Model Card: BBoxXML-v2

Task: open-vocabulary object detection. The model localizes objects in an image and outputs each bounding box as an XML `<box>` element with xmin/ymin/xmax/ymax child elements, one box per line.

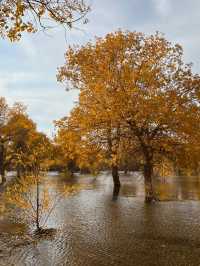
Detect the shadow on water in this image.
<box><xmin>1</xmin><ymin>172</ymin><xmax>200</xmax><ymax>265</ymax></box>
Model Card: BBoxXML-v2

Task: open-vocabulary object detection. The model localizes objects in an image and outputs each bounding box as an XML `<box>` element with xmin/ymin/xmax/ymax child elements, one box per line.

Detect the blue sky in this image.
<box><xmin>0</xmin><ymin>0</ymin><xmax>200</xmax><ymax>137</ymax></box>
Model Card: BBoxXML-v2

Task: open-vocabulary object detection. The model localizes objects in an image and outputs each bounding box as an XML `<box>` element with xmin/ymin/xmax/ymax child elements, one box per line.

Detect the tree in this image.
<box><xmin>0</xmin><ymin>97</ymin><xmax>9</xmax><ymax>183</ymax></box>
<box><xmin>0</xmin><ymin>100</ymin><xmax>36</xmax><ymax>183</ymax></box>
<box><xmin>0</xmin><ymin>0</ymin><xmax>90</xmax><ymax>41</ymax></box>
<box><xmin>3</xmin><ymin>111</ymin><xmax>71</xmax><ymax>232</ymax></box>
<box><xmin>4</xmin><ymin>172</ymin><xmax>80</xmax><ymax>232</ymax></box>
<box><xmin>0</xmin><ymin>97</ymin><xmax>57</xmax><ymax>185</ymax></box>
<box><xmin>55</xmin><ymin>108</ymin><xmax>106</xmax><ymax>176</ymax></box>
<box><xmin>58</xmin><ymin>31</ymin><xmax>200</xmax><ymax>202</ymax></box>
<box><xmin>6</xmin><ymin>103</ymin><xmax>37</xmax><ymax>177</ymax></box>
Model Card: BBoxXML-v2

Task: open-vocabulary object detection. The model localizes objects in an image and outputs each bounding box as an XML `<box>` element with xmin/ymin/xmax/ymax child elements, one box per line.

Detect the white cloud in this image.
<box><xmin>1</xmin><ymin>0</ymin><xmax>200</xmax><ymax>135</ymax></box>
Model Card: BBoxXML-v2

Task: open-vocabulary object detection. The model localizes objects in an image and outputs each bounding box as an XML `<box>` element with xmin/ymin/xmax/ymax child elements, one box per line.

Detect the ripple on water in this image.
<box><xmin>1</xmin><ymin>173</ymin><xmax>200</xmax><ymax>265</ymax></box>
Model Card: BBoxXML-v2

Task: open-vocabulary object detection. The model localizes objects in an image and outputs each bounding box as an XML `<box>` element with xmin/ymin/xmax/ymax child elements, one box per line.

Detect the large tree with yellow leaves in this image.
<box><xmin>57</xmin><ymin>31</ymin><xmax>200</xmax><ymax>202</ymax></box>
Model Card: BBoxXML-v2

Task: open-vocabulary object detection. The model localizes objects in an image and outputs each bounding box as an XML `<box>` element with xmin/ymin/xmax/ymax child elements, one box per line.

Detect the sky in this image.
<box><xmin>0</xmin><ymin>0</ymin><xmax>200</xmax><ymax>137</ymax></box>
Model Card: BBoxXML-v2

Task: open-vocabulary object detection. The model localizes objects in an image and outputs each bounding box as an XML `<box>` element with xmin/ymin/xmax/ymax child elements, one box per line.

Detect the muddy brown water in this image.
<box><xmin>1</xmin><ymin>172</ymin><xmax>200</xmax><ymax>266</ymax></box>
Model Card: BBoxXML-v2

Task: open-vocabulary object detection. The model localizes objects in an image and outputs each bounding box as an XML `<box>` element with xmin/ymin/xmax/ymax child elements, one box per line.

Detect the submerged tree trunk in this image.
<box><xmin>124</xmin><ymin>167</ymin><xmax>128</xmax><ymax>175</ymax></box>
<box><xmin>17</xmin><ymin>165</ymin><xmax>21</xmax><ymax>178</ymax></box>
<box><xmin>0</xmin><ymin>166</ymin><xmax>6</xmax><ymax>184</ymax></box>
<box><xmin>143</xmin><ymin>161</ymin><xmax>154</xmax><ymax>203</ymax></box>
<box><xmin>36</xmin><ymin>178</ymin><xmax>41</xmax><ymax>231</ymax></box>
<box><xmin>112</xmin><ymin>165</ymin><xmax>121</xmax><ymax>200</ymax></box>
<box><xmin>67</xmin><ymin>159</ymin><xmax>75</xmax><ymax>177</ymax></box>
<box><xmin>0</xmin><ymin>159</ymin><xmax>6</xmax><ymax>184</ymax></box>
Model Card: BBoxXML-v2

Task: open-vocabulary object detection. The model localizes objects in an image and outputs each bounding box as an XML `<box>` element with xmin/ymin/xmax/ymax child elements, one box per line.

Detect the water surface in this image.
<box><xmin>1</xmin><ymin>172</ymin><xmax>200</xmax><ymax>266</ymax></box>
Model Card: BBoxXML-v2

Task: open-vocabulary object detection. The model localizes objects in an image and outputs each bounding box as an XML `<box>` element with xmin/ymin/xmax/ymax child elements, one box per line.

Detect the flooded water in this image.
<box><xmin>1</xmin><ymin>172</ymin><xmax>200</xmax><ymax>265</ymax></box>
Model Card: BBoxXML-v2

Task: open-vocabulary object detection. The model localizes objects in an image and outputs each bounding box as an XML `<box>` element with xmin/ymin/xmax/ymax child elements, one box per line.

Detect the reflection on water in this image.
<box><xmin>120</xmin><ymin>173</ymin><xmax>200</xmax><ymax>201</ymax></box>
<box><xmin>1</xmin><ymin>172</ymin><xmax>200</xmax><ymax>265</ymax></box>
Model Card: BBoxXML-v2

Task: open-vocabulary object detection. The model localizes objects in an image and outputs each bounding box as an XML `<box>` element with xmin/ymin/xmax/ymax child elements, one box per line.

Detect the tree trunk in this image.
<box><xmin>36</xmin><ymin>179</ymin><xmax>41</xmax><ymax>231</ymax></box>
<box><xmin>144</xmin><ymin>161</ymin><xmax>154</xmax><ymax>203</ymax></box>
<box><xmin>0</xmin><ymin>144</ymin><xmax>6</xmax><ymax>184</ymax></box>
<box><xmin>124</xmin><ymin>167</ymin><xmax>128</xmax><ymax>175</ymax></box>
<box><xmin>112</xmin><ymin>165</ymin><xmax>121</xmax><ymax>200</ymax></box>
<box><xmin>17</xmin><ymin>166</ymin><xmax>21</xmax><ymax>178</ymax></box>
<box><xmin>0</xmin><ymin>167</ymin><xmax>6</xmax><ymax>184</ymax></box>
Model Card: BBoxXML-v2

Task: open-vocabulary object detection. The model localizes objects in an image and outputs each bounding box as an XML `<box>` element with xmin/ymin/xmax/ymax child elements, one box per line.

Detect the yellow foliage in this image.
<box><xmin>57</xmin><ymin>31</ymin><xmax>200</xmax><ymax>175</ymax></box>
<box><xmin>4</xmin><ymin>174</ymin><xmax>81</xmax><ymax>228</ymax></box>
<box><xmin>0</xmin><ymin>0</ymin><xmax>89</xmax><ymax>41</ymax></box>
